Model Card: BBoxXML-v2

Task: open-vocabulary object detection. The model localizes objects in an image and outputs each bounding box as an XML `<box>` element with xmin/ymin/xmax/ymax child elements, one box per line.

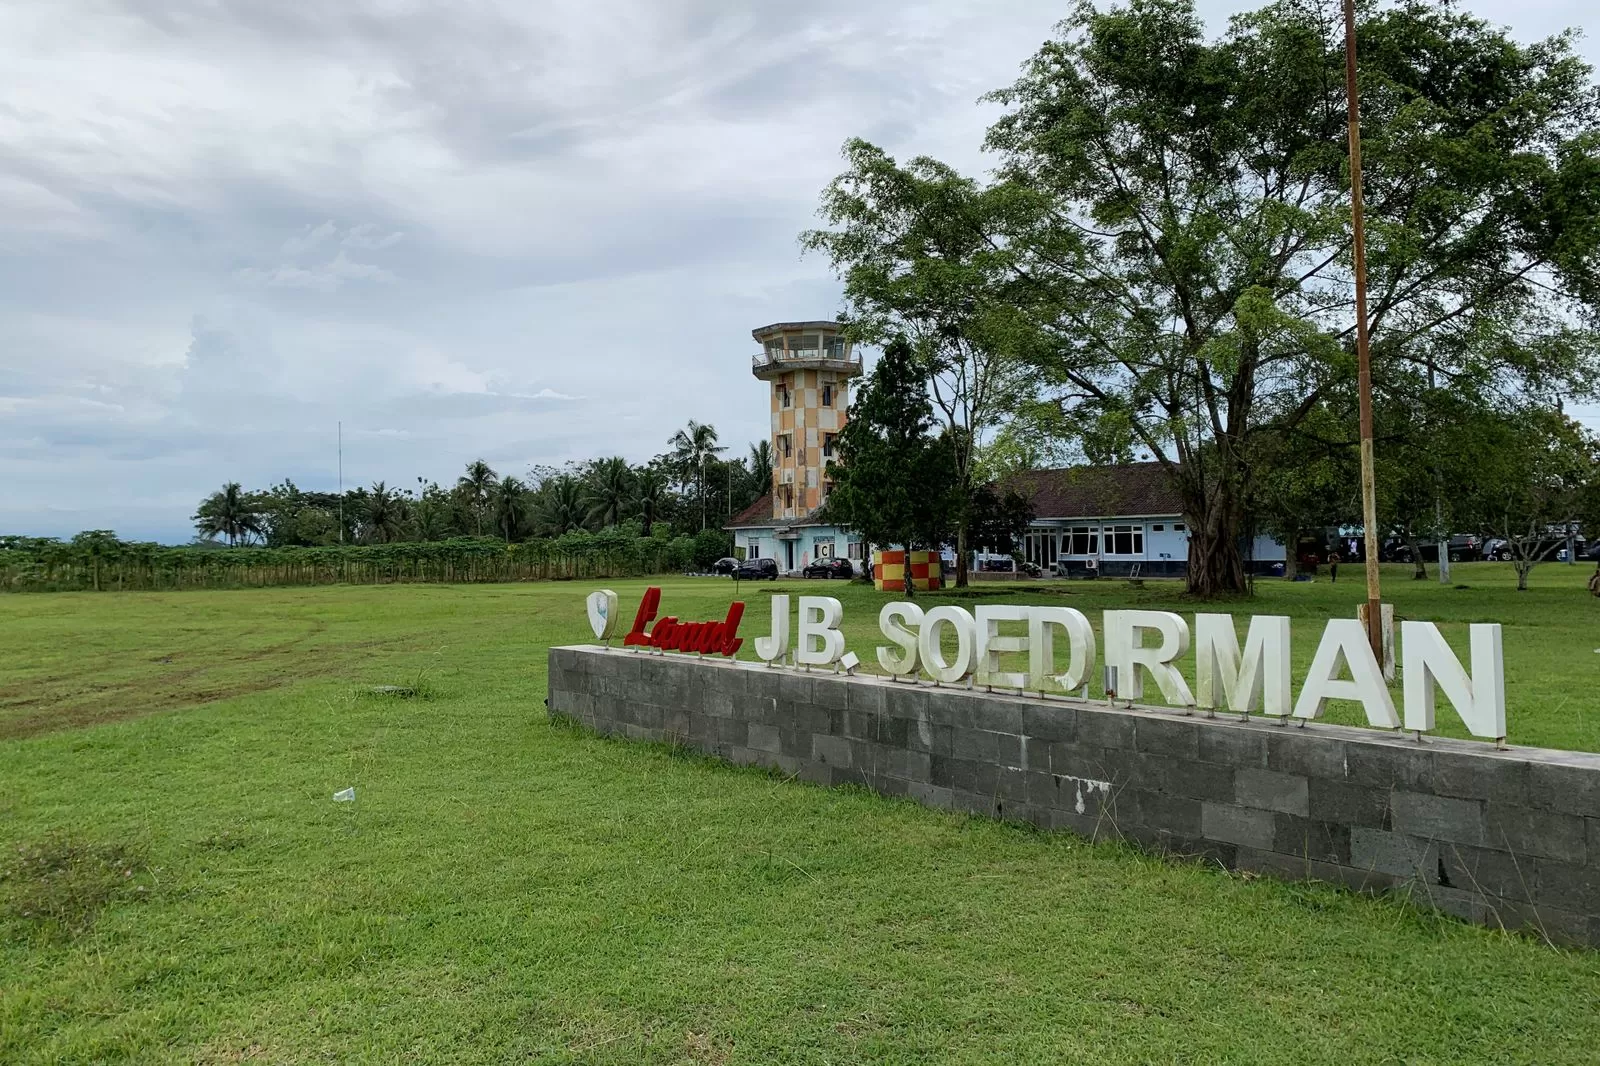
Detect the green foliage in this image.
<box><xmin>1455</xmin><ymin>409</ymin><xmax>1599</xmax><ymax>588</ymax></box>
<box><xmin>192</xmin><ymin>482</ymin><xmax>264</xmax><ymax>546</ymax></box>
<box><xmin>807</xmin><ymin>0</ymin><xmax>1600</xmax><ymax>596</ymax></box>
<box><xmin>0</xmin><ymin>532</ymin><xmax>688</xmax><ymax>592</ymax></box>
<box><xmin>692</xmin><ymin>528</ymin><xmax>733</xmax><ymax>570</ymax></box>
<box><xmin>826</xmin><ymin>338</ymin><xmax>962</xmax><ymax>556</ymax></box>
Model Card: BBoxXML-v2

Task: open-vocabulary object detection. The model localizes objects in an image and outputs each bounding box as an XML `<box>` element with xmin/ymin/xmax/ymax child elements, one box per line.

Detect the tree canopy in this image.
<box><xmin>806</xmin><ymin>0</ymin><xmax>1600</xmax><ymax>595</ymax></box>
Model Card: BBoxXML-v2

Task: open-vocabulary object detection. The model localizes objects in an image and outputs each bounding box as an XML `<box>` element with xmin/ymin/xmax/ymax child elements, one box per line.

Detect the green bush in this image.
<box><xmin>693</xmin><ymin>528</ymin><xmax>734</xmax><ymax>570</ymax></box>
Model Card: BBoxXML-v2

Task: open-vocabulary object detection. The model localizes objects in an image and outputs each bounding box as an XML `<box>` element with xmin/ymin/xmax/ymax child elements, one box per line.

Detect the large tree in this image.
<box><xmin>824</xmin><ymin>338</ymin><xmax>961</xmax><ymax>594</ymax></box>
<box><xmin>583</xmin><ymin>457</ymin><xmax>635</xmax><ymax>528</ymax></box>
<box><xmin>805</xmin><ymin>154</ymin><xmax>1032</xmax><ymax>588</ymax></box>
<box><xmin>193</xmin><ymin>482</ymin><xmax>264</xmax><ymax>546</ymax></box>
<box><xmin>807</xmin><ymin>0</ymin><xmax>1600</xmax><ymax>595</ymax></box>
<box><xmin>668</xmin><ymin>421</ymin><xmax>726</xmax><ymax>531</ymax></box>
<box><xmin>1458</xmin><ymin>408</ymin><xmax>1598</xmax><ymax>590</ymax></box>
<box><xmin>456</xmin><ymin>460</ymin><xmax>499</xmax><ymax>536</ymax></box>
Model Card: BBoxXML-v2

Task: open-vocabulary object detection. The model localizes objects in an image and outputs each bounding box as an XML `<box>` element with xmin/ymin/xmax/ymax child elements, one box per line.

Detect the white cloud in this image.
<box><xmin>282</xmin><ymin>220</ymin><xmax>338</xmax><ymax>256</ymax></box>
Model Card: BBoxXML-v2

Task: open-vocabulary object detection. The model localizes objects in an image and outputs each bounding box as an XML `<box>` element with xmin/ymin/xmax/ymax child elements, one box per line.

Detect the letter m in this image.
<box><xmin>1194</xmin><ymin>614</ymin><xmax>1291</xmax><ymax>716</ymax></box>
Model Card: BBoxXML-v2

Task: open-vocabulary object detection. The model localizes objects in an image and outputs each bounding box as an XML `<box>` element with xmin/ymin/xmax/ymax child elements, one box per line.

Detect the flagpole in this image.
<box><xmin>1343</xmin><ymin>0</ymin><xmax>1383</xmax><ymax>660</ymax></box>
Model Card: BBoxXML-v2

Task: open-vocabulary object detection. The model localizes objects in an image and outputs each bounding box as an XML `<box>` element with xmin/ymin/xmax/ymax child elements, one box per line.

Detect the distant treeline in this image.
<box><xmin>0</xmin><ymin>527</ymin><xmax>733</xmax><ymax>593</ymax></box>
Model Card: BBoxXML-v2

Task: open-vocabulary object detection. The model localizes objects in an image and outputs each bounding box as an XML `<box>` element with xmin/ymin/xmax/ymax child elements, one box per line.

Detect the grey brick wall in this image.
<box><xmin>548</xmin><ymin>645</ymin><xmax>1600</xmax><ymax>946</ymax></box>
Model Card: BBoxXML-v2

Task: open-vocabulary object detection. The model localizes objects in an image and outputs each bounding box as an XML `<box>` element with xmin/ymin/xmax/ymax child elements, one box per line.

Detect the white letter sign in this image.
<box><xmin>754</xmin><ymin>594</ymin><xmax>790</xmax><ymax>665</ymax></box>
<box><xmin>877</xmin><ymin>602</ymin><xmax>923</xmax><ymax>676</ymax></box>
<box><xmin>1401</xmin><ymin>621</ymin><xmax>1506</xmax><ymax>739</ymax></box>
<box><xmin>1294</xmin><ymin>619</ymin><xmax>1399</xmax><ymax>727</ymax></box>
<box><xmin>919</xmin><ymin>605</ymin><xmax>976</xmax><ymax>684</ymax></box>
<box><xmin>1104</xmin><ymin>610</ymin><xmax>1195</xmax><ymax>706</ymax></box>
<box><xmin>796</xmin><ymin>596</ymin><xmax>846</xmax><ymax>667</ymax></box>
<box><xmin>975</xmin><ymin>604</ymin><xmax>1029</xmax><ymax>689</ymax></box>
<box><xmin>1027</xmin><ymin>607</ymin><xmax>1096</xmax><ymax>693</ymax></box>
<box><xmin>1194</xmin><ymin>614</ymin><xmax>1291</xmax><ymax>717</ymax></box>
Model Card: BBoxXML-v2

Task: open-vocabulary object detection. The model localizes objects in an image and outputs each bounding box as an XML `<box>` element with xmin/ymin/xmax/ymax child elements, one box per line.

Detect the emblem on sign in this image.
<box><xmin>587</xmin><ymin>589</ymin><xmax>619</xmax><ymax>641</ymax></box>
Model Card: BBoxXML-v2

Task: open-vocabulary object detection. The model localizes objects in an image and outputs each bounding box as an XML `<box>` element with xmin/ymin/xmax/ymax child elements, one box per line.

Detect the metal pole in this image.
<box><xmin>1343</xmin><ymin>0</ymin><xmax>1383</xmax><ymax>659</ymax></box>
<box><xmin>338</xmin><ymin>421</ymin><xmax>344</xmax><ymax>545</ymax></box>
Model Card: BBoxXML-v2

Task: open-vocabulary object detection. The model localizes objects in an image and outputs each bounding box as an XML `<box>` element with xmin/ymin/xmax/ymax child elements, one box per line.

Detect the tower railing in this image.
<box><xmin>752</xmin><ymin>349</ymin><xmax>862</xmax><ymax>371</ymax></box>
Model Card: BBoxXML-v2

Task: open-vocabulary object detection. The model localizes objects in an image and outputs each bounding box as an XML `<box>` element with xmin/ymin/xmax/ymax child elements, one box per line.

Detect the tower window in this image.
<box><xmin>822</xmin><ymin>384</ymin><xmax>833</xmax><ymax>407</ymax></box>
<box><xmin>822</xmin><ymin>433</ymin><xmax>836</xmax><ymax>457</ymax></box>
<box><xmin>780</xmin><ymin>434</ymin><xmax>792</xmax><ymax>459</ymax></box>
<box><xmin>779</xmin><ymin>384</ymin><xmax>790</xmax><ymax>408</ymax></box>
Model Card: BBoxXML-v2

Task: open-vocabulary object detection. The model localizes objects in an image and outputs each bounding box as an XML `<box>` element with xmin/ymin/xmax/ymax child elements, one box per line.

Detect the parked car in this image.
<box><xmin>1481</xmin><ymin>534</ymin><xmax>1587</xmax><ymax>562</ymax></box>
<box><xmin>732</xmin><ymin>557</ymin><xmax>779</xmax><ymax>580</ymax></box>
<box><xmin>1382</xmin><ymin>534</ymin><xmax>1480</xmax><ymax>563</ymax></box>
<box><xmin>801</xmin><ymin>558</ymin><xmax>854</xmax><ymax>579</ymax></box>
<box><xmin>711</xmin><ymin>557</ymin><xmax>739</xmax><ymax>576</ymax></box>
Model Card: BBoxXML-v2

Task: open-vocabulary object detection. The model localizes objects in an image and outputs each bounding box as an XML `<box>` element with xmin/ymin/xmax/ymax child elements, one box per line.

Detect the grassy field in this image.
<box><xmin>2</xmin><ymin>565</ymin><xmax>1599</xmax><ymax>1063</ymax></box>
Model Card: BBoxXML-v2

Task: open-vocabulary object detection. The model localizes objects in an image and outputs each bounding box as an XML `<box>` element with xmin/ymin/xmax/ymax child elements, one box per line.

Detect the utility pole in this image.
<box><xmin>1344</xmin><ymin>0</ymin><xmax>1384</xmax><ymax>660</ymax></box>
<box><xmin>1430</xmin><ymin>361</ymin><xmax>1450</xmax><ymax>584</ymax></box>
<box><xmin>338</xmin><ymin>421</ymin><xmax>344</xmax><ymax>545</ymax></box>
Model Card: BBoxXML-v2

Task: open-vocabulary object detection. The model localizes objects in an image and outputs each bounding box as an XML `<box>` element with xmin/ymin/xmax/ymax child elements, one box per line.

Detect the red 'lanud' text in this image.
<box><xmin>622</xmin><ymin>586</ymin><xmax>745</xmax><ymax>656</ymax></box>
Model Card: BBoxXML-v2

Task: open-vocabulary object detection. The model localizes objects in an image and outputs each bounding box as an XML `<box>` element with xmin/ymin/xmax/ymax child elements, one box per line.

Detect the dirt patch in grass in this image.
<box><xmin>0</xmin><ymin>831</ymin><xmax>155</xmax><ymax>939</ymax></box>
<box><xmin>0</xmin><ymin>633</ymin><xmax>424</xmax><ymax>740</ymax></box>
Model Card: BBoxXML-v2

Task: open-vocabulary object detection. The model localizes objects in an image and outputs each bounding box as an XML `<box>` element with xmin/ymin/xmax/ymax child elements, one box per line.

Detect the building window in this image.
<box><xmin>1067</xmin><ymin>526</ymin><xmax>1099</xmax><ymax>556</ymax></box>
<box><xmin>822</xmin><ymin>384</ymin><xmax>833</xmax><ymax>407</ymax></box>
<box><xmin>847</xmin><ymin>540</ymin><xmax>862</xmax><ymax>560</ymax></box>
<box><xmin>822</xmin><ymin>432</ymin><xmax>836</xmax><ymax>457</ymax></box>
<box><xmin>748</xmin><ymin>543</ymin><xmax>760</xmax><ymax>559</ymax></box>
<box><xmin>1152</xmin><ymin>524</ymin><xmax>1165</xmax><ymax>532</ymax></box>
<box><xmin>1174</xmin><ymin>523</ymin><xmax>1186</xmax><ymax>532</ymax></box>
<box><xmin>1103</xmin><ymin>525</ymin><xmax>1144</xmax><ymax>556</ymax></box>
<box><xmin>780</xmin><ymin>434</ymin><xmax>792</xmax><ymax>459</ymax></box>
<box><xmin>781</xmin><ymin>484</ymin><xmax>794</xmax><ymax>508</ymax></box>
<box><xmin>1023</xmin><ymin>526</ymin><xmax>1060</xmax><ymax>567</ymax></box>
<box><xmin>815</xmin><ymin>538</ymin><xmax>835</xmax><ymax>559</ymax></box>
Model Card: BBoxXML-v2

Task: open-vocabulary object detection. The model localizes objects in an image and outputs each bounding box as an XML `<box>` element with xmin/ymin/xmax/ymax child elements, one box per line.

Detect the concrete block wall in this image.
<box><xmin>548</xmin><ymin>645</ymin><xmax>1600</xmax><ymax>946</ymax></box>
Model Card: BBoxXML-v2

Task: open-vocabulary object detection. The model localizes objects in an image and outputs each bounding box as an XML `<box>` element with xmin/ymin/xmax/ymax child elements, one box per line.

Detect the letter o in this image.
<box><xmin>919</xmin><ymin>605</ymin><xmax>976</xmax><ymax>684</ymax></box>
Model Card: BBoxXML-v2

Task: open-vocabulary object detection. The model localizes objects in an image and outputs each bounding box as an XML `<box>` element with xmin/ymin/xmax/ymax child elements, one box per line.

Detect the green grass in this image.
<box><xmin>1</xmin><ymin>566</ymin><xmax>1598</xmax><ymax>1063</ymax></box>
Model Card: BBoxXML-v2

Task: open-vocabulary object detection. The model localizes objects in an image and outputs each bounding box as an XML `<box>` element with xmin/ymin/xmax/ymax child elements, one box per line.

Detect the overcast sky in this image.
<box><xmin>2</xmin><ymin>0</ymin><xmax>1596</xmax><ymax>543</ymax></box>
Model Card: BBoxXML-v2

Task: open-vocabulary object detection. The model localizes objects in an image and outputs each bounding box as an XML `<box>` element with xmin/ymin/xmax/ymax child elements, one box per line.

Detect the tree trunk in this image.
<box><xmin>955</xmin><ymin>524</ymin><xmax>969</xmax><ymax>589</ymax></box>
<box><xmin>1514</xmin><ymin>559</ymin><xmax>1532</xmax><ymax>591</ymax></box>
<box><xmin>1405</xmin><ymin>534</ymin><xmax>1427</xmax><ymax>580</ymax></box>
<box><xmin>1183</xmin><ymin>488</ymin><xmax>1248</xmax><ymax>597</ymax></box>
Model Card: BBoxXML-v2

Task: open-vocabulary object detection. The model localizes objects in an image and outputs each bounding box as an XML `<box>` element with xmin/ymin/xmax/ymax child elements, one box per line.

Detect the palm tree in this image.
<box><xmin>493</xmin><ymin>476</ymin><xmax>530</xmax><ymax>542</ymax></box>
<box><xmin>365</xmin><ymin>481</ymin><xmax>404</xmax><ymax>543</ymax></box>
<box><xmin>633</xmin><ymin>467</ymin><xmax>670</xmax><ymax>537</ymax></box>
<box><xmin>669</xmin><ymin>421</ymin><xmax>725</xmax><ymax>530</ymax></box>
<box><xmin>748</xmin><ymin>440</ymin><xmax>773</xmax><ymax>501</ymax></box>
<box><xmin>534</xmin><ymin>476</ymin><xmax>588</xmax><ymax>536</ymax></box>
<box><xmin>193</xmin><ymin>482</ymin><xmax>264</xmax><ymax>546</ymax></box>
<box><xmin>456</xmin><ymin>459</ymin><xmax>499</xmax><ymax>535</ymax></box>
<box><xmin>411</xmin><ymin>496</ymin><xmax>449</xmax><ymax>542</ymax></box>
<box><xmin>584</xmin><ymin>457</ymin><xmax>634</xmax><ymax>528</ymax></box>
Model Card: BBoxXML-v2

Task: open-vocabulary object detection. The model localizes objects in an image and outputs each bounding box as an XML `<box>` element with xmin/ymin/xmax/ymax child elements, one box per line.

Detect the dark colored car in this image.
<box><xmin>801</xmin><ymin>558</ymin><xmax>854</xmax><ymax>579</ymax></box>
<box><xmin>732</xmin><ymin>557</ymin><xmax>779</xmax><ymax>580</ymax></box>
<box><xmin>1383</xmin><ymin>534</ymin><xmax>1481</xmax><ymax>563</ymax></box>
<box><xmin>711</xmin><ymin>557</ymin><xmax>739</xmax><ymax>576</ymax></box>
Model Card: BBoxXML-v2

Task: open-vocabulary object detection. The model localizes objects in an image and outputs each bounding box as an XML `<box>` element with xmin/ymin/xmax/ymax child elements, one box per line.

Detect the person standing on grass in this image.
<box><xmin>1589</xmin><ymin>564</ymin><xmax>1600</xmax><ymax>598</ymax></box>
<box><xmin>1328</xmin><ymin>550</ymin><xmax>1341</xmax><ymax>583</ymax></box>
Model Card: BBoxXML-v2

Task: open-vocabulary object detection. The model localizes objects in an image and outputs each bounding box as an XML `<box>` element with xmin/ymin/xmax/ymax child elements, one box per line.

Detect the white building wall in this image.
<box><xmin>1249</xmin><ymin>534</ymin><xmax>1287</xmax><ymax>562</ymax></box>
<box><xmin>1144</xmin><ymin>520</ymin><xmax>1189</xmax><ymax>563</ymax></box>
